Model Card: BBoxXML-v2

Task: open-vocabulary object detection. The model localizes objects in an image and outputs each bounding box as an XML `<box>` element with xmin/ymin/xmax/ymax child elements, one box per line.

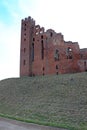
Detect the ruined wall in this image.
<box><xmin>20</xmin><ymin>16</ymin><xmax>87</xmax><ymax>76</ymax></box>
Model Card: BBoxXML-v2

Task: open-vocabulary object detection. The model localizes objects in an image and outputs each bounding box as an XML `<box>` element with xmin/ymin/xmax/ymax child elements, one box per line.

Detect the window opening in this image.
<box><xmin>43</xmin><ymin>67</ymin><xmax>45</xmax><ymax>71</ymax></box>
<box><xmin>32</xmin><ymin>73</ymin><xmax>35</xmax><ymax>76</ymax></box>
<box><xmin>69</xmin><ymin>55</ymin><xmax>72</xmax><ymax>59</ymax></box>
<box><xmin>41</xmin><ymin>40</ymin><xmax>43</xmax><ymax>43</ymax></box>
<box><xmin>36</xmin><ymin>32</ymin><xmax>39</xmax><ymax>35</ymax></box>
<box><xmin>84</xmin><ymin>61</ymin><xmax>87</xmax><ymax>71</ymax></box>
<box><xmin>41</xmin><ymin>41</ymin><xmax>44</xmax><ymax>59</ymax></box>
<box><xmin>69</xmin><ymin>48</ymin><xmax>72</xmax><ymax>52</ymax></box>
<box><xmin>24</xmin><ymin>48</ymin><xmax>26</xmax><ymax>53</ymax></box>
<box><xmin>56</xmin><ymin>72</ymin><xmax>58</xmax><ymax>75</ymax></box>
<box><xmin>40</xmin><ymin>31</ymin><xmax>43</xmax><ymax>34</ymax></box>
<box><xmin>56</xmin><ymin>65</ymin><xmax>58</xmax><ymax>69</ymax></box>
<box><xmin>32</xmin><ymin>43</ymin><xmax>34</xmax><ymax>61</ymax></box>
<box><xmin>84</xmin><ymin>61</ymin><xmax>86</xmax><ymax>66</ymax></box>
<box><xmin>66</xmin><ymin>47</ymin><xmax>73</xmax><ymax>59</ymax></box>
<box><xmin>24</xmin><ymin>28</ymin><xmax>26</xmax><ymax>31</ymax></box>
<box><xmin>23</xmin><ymin>60</ymin><xmax>26</xmax><ymax>65</ymax></box>
<box><xmin>80</xmin><ymin>54</ymin><xmax>83</xmax><ymax>59</ymax></box>
<box><xmin>50</xmin><ymin>32</ymin><xmax>53</xmax><ymax>37</ymax></box>
<box><xmin>41</xmin><ymin>35</ymin><xmax>43</xmax><ymax>39</ymax></box>
<box><xmin>36</xmin><ymin>26</ymin><xmax>39</xmax><ymax>30</ymax></box>
<box><xmin>33</xmin><ymin>38</ymin><xmax>35</xmax><ymax>41</ymax></box>
<box><xmin>54</xmin><ymin>49</ymin><xmax>59</xmax><ymax>61</ymax></box>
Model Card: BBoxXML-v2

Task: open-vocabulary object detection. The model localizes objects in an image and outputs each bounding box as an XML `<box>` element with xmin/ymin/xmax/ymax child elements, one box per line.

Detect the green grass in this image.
<box><xmin>0</xmin><ymin>72</ymin><xmax>87</xmax><ymax>130</ymax></box>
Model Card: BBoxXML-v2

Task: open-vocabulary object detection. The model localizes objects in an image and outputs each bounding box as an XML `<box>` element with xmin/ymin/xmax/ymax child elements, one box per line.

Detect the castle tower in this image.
<box><xmin>20</xmin><ymin>16</ymin><xmax>35</xmax><ymax>76</ymax></box>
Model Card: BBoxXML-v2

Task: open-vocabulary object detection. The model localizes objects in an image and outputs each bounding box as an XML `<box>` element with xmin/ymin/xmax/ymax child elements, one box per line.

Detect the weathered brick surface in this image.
<box><xmin>20</xmin><ymin>16</ymin><xmax>87</xmax><ymax>76</ymax></box>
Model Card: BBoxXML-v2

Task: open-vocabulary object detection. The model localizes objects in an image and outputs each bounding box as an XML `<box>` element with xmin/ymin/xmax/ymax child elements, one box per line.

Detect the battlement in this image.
<box><xmin>22</xmin><ymin>16</ymin><xmax>34</xmax><ymax>22</ymax></box>
<box><xmin>21</xmin><ymin>16</ymin><xmax>35</xmax><ymax>26</ymax></box>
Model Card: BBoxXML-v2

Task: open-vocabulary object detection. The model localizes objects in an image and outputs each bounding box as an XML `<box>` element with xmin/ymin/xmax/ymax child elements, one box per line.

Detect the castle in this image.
<box><xmin>20</xmin><ymin>16</ymin><xmax>87</xmax><ymax>76</ymax></box>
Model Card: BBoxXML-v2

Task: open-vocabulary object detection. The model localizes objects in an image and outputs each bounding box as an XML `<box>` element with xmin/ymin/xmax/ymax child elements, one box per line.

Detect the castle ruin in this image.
<box><xmin>20</xmin><ymin>16</ymin><xmax>87</xmax><ymax>76</ymax></box>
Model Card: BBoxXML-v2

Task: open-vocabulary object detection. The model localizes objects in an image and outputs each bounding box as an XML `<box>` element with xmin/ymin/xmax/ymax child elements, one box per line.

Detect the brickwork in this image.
<box><xmin>20</xmin><ymin>16</ymin><xmax>87</xmax><ymax>76</ymax></box>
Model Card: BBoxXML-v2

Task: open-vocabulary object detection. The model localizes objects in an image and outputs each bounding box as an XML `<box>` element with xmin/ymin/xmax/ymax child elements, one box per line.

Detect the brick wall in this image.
<box><xmin>20</xmin><ymin>16</ymin><xmax>87</xmax><ymax>76</ymax></box>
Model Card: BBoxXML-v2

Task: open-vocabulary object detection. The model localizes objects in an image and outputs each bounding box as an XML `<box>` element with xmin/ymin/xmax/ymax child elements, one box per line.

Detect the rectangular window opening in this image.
<box><xmin>23</xmin><ymin>60</ymin><xmax>26</xmax><ymax>65</ymax></box>
<box><xmin>56</xmin><ymin>72</ymin><xmax>58</xmax><ymax>75</ymax></box>
<box><xmin>24</xmin><ymin>28</ymin><xmax>26</xmax><ymax>31</ymax></box>
<box><xmin>41</xmin><ymin>41</ymin><xmax>44</xmax><ymax>60</ymax></box>
<box><xmin>24</xmin><ymin>48</ymin><xmax>26</xmax><ymax>53</ymax></box>
<box><xmin>24</xmin><ymin>38</ymin><xmax>26</xmax><ymax>41</ymax></box>
<box><xmin>32</xmin><ymin>43</ymin><xmax>34</xmax><ymax>61</ymax></box>
<box><xmin>41</xmin><ymin>35</ymin><xmax>43</xmax><ymax>39</ymax></box>
<box><xmin>33</xmin><ymin>38</ymin><xmax>35</xmax><ymax>41</ymax></box>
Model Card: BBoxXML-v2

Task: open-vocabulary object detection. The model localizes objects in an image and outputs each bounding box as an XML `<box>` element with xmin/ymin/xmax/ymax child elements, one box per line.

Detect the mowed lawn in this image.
<box><xmin>0</xmin><ymin>72</ymin><xmax>87</xmax><ymax>130</ymax></box>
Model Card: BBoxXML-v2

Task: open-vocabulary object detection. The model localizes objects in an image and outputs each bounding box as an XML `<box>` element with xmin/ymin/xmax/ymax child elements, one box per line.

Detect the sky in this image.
<box><xmin>0</xmin><ymin>0</ymin><xmax>87</xmax><ymax>80</ymax></box>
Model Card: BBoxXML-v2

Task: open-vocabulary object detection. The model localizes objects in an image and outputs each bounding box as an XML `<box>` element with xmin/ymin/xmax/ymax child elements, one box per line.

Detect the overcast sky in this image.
<box><xmin>0</xmin><ymin>0</ymin><xmax>87</xmax><ymax>80</ymax></box>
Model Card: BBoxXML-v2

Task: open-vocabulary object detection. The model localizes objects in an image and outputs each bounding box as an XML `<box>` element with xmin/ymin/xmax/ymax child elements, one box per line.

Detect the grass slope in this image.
<box><xmin>0</xmin><ymin>72</ymin><xmax>87</xmax><ymax>130</ymax></box>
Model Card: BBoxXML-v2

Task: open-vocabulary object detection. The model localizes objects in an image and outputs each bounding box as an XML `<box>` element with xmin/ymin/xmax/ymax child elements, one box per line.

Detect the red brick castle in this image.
<box><xmin>20</xmin><ymin>16</ymin><xmax>87</xmax><ymax>76</ymax></box>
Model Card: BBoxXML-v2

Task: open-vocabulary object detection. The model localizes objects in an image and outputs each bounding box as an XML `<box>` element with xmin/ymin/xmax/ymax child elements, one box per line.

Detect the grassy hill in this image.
<box><xmin>0</xmin><ymin>72</ymin><xmax>87</xmax><ymax>130</ymax></box>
